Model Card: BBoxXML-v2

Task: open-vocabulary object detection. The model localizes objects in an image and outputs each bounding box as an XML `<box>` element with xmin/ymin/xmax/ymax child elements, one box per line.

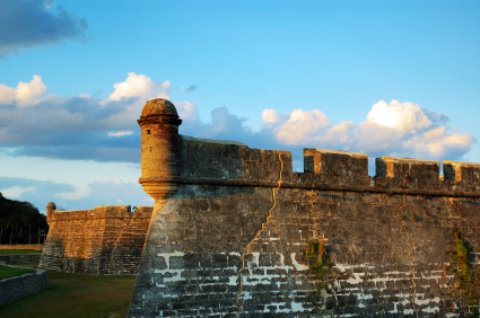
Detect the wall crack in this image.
<box><xmin>235</xmin><ymin>153</ymin><xmax>284</xmax><ymax>317</ymax></box>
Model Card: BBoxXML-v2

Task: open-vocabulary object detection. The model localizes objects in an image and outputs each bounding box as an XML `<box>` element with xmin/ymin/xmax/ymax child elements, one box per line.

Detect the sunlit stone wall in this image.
<box><xmin>39</xmin><ymin>205</ymin><xmax>152</xmax><ymax>275</ymax></box>
<box><xmin>129</xmin><ymin>135</ymin><xmax>480</xmax><ymax>317</ymax></box>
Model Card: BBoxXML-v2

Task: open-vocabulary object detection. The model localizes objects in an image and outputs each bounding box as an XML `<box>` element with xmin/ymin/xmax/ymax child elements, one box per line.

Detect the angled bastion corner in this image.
<box><xmin>39</xmin><ymin>203</ymin><xmax>153</xmax><ymax>275</ymax></box>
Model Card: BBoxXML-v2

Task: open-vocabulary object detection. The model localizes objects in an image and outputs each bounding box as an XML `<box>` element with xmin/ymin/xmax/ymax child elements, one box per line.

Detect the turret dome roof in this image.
<box><xmin>141</xmin><ymin>98</ymin><xmax>179</xmax><ymax>117</ymax></box>
<box><xmin>138</xmin><ymin>98</ymin><xmax>182</xmax><ymax>126</ymax></box>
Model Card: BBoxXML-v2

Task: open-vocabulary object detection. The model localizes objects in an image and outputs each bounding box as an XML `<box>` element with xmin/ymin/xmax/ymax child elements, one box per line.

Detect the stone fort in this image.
<box><xmin>40</xmin><ymin>98</ymin><xmax>480</xmax><ymax>317</ymax></box>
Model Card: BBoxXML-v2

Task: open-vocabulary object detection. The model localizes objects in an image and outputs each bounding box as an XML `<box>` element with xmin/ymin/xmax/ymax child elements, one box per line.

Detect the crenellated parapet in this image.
<box><xmin>373</xmin><ymin>157</ymin><xmax>480</xmax><ymax>194</ymax></box>
<box><xmin>162</xmin><ymin>137</ymin><xmax>480</xmax><ymax>196</ymax></box>
<box><xmin>137</xmin><ymin>98</ymin><xmax>480</xmax><ymax>199</ymax></box>
<box><xmin>45</xmin><ymin>205</ymin><xmax>152</xmax><ymax>222</ymax></box>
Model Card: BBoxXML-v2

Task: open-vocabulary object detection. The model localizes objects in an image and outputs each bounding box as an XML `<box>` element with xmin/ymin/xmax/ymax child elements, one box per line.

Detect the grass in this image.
<box><xmin>0</xmin><ymin>249</ymin><xmax>42</xmax><ymax>255</ymax></box>
<box><xmin>454</xmin><ymin>231</ymin><xmax>477</xmax><ymax>310</ymax></box>
<box><xmin>306</xmin><ymin>238</ymin><xmax>329</xmax><ymax>281</ymax></box>
<box><xmin>0</xmin><ymin>265</ymin><xmax>35</xmax><ymax>279</ymax></box>
<box><xmin>0</xmin><ymin>270</ymin><xmax>136</xmax><ymax>318</ymax></box>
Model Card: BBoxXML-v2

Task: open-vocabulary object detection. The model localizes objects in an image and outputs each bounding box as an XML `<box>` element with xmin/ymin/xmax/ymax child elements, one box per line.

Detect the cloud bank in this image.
<box><xmin>0</xmin><ymin>75</ymin><xmax>47</xmax><ymax>106</ymax></box>
<box><xmin>263</xmin><ymin>100</ymin><xmax>473</xmax><ymax>160</ymax></box>
<box><xmin>0</xmin><ymin>73</ymin><xmax>474</xmax><ymax>210</ymax></box>
<box><xmin>0</xmin><ymin>0</ymin><xmax>86</xmax><ymax>56</ymax></box>
<box><xmin>0</xmin><ymin>177</ymin><xmax>151</xmax><ymax>211</ymax></box>
<box><xmin>0</xmin><ymin>73</ymin><xmax>474</xmax><ymax>165</ymax></box>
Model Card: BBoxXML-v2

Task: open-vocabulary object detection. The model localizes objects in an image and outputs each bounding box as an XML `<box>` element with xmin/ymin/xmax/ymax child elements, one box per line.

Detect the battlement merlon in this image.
<box><xmin>375</xmin><ymin>157</ymin><xmax>440</xmax><ymax>189</ymax></box>
<box><xmin>138</xmin><ymin>99</ymin><xmax>480</xmax><ymax>197</ymax></box>
<box><xmin>443</xmin><ymin>160</ymin><xmax>480</xmax><ymax>182</ymax></box>
<box><xmin>304</xmin><ymin>148</ymin><xmax>369</xmax><ymax>186</ymax></box>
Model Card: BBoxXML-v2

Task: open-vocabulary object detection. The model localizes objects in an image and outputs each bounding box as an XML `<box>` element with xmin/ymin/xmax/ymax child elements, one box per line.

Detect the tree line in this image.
<box><xmin>0</xmin><ymin>193</ymin><xmax>48</xmax><ymax>244</ymax></box>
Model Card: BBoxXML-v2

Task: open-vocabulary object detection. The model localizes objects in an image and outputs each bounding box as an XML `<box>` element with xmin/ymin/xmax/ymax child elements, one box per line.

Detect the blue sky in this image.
<box><xmin>0</xmin><ymin>0</ymin><xmax>479</xmax><ymax>211</ymax></box>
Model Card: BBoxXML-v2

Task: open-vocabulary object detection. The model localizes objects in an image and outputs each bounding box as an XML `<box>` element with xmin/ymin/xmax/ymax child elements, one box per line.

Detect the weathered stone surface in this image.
<box><xmin>0</xmin><ymin>267</ymin><xmax>48</xmax><ymax>306</ymax></box>
<box><xmin>39</xmin><ymin>205</ymin><xmax>152</xmax><ymax>275</ymax></box>
<box><xmin>0</xmin><ymin>254</ymin><xmax>40</xmax><ymax>265</ymax></box>
<box><xmin>129</xmin><ymin>183</ymin><xmax>480</xmax><ymax>317</ymax></box>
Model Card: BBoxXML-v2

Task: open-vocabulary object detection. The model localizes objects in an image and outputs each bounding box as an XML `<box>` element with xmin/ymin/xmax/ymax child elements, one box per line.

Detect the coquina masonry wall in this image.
<box><xmin>40</xmin><ymin>205</ymin><xmax>152</xmax><ymax>275</ymax></box>
<box><xmin>129</xmin><ymin>136</ymin><xmax>480</xmax><ymax>317</ymax></box>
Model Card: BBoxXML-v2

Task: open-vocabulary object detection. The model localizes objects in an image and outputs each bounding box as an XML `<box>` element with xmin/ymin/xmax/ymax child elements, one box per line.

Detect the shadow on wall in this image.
<box><xmin>39</xmin><ymin>237</ymin><xmax>146</xmax><ymax>275</ymax></box>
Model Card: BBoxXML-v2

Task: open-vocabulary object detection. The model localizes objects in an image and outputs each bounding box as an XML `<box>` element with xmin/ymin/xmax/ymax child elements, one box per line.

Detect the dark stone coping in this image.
<box><xmin>0</xmin><ymin>254</ymin><xmax>41</xmax><ymax>265</ymax></box>
<box><xmin>140</xmin><ymin>175</ymin><xmax>480</xmax><ymax>198</ymax></box>
<box><xmin>0</xmin><ymin>266</ymin><xmax>48</xmax><ymax>306</ymax></box>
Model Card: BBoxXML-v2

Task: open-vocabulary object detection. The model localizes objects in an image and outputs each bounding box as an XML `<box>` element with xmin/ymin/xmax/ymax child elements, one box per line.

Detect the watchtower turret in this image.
<box><xmin>46</xmin><ymin>201</ymin><xmax>56</xmax><ymax>220</ymax></box>
<box><xmin>138</xmin><ymin>98</ymin><xmax>182</xmax><ymax>204</ymax></box>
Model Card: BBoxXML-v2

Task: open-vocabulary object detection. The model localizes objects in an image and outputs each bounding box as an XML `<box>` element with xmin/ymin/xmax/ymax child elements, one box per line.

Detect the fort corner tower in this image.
<box><xmin>138</xmin><ymin>98</ymin><xmax>182</xmax><ymax>205</ymax></box>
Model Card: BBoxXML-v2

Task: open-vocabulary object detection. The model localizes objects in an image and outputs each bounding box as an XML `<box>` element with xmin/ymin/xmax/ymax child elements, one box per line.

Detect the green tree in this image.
<box><xmin>0</xmin><ymin>193</ymin><xmax>48</xmax><ymax>244</ymax></box>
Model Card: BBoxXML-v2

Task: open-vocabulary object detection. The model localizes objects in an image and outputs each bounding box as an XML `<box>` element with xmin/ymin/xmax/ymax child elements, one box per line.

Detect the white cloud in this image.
<box><xmin>0</xmin><ymin>185</ymin><xmax>35</xmax><ymax>198</ymax></box>
<box><xmin>366</xmin><ymin>99</ymin><xmax>431</xmax><ymax>133</ymax></box>
<box><xmin>0</xmin><ymin>75</ymin><xmax>47</xmax><ymax>107</ymax></box>
<box><xmin>0</xmin><ymin>0</ymin><xmax>86</xmax><ymax>56</ymax></box>
<box><xmin>108</xmin><ymin>130</ymin><xmax>133</xmax><ymax>137</ymax></box>
<box><xmin>273</xmin><ymin>109</ymin><xmax>329</xmax><ymax>145</ymax></box>
<box><xmin>325</xmin><ymin>121</ymin><xmax>354</xmax><ymax>145</ymax></box>
<box><xmin>402</xmin><ymin>126</ymin><xmax>473</xmax><ymax>158</ymax></box>
<box><xmin>0</xmin><ymin>73</ymin><xmax>174</xmax><ymax>162</ymax></box>
<box><xmin>0</xmin><ymin>74</ymin><xmax>474</xmax><ymax>166</ymax></box>
<box><xmin>108</xmin><ymin>72</ymin><xmax>170</xmax><ymax>101</ymax></box>
<box><xmin>16</xmin><ymin>75</ymin><xmax>48</xmax><ymax>107</ymax></box>
<box><xmin>55</xmin><ymin>185</ymin><xmax>89</xmax><ymax>201</ymax></box>
<box><xmin>54</xmin><ymin>180</ymin><xmax>151</xmax><ymax>210</ymax></box>
<box><xmin>176</xmin><ymin>101</ymin><xmax>198</xmax><ymax>121</ymax></box>
<box><xmin>263</xmin><ymin>99</ymin><xmax>474</xmax><ymax>160</ymax></box>
<box><xmin>0</xmin><ymin>175</ymin><xmax>151</xmax><ymax>211</ymax></box>
<box><xmin>262</xmin><ymin>108</ymin><xmax>280</xmax><ymax>124</ymax></box>
<box><xmin>0</xmin><ymin>83</ymin><xmax>16</xmax><ymax>104</ymax></box>
<box><xmin>354</xmin><ymin>122</ymin><xmax>401</xmax><ymax>152</ymax></box>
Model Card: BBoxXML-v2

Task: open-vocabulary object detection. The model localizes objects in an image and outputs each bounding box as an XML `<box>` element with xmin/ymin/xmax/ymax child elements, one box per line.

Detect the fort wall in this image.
<box><xmin>128</xmin><ymin>135</ymin><xmax>480</xmax><ymax>317</ymax></box>
<box><xmin>39</xmin><ymin>98</ymin><xmax>480</xmax><ymax>316</ymax></box>
<box><xmin>39</xmin><ymin>205</ymin><xmax>152</xmax><ymax>275</ymax></box>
